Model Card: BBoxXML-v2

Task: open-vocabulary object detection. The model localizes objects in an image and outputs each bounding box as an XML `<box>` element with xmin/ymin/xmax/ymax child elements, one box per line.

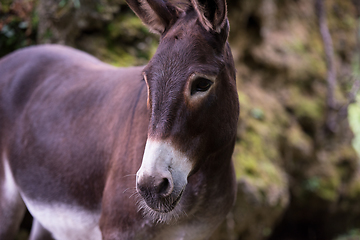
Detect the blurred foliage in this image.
<box><xmin>335</xmin><ymin>229</ymin><xmax>360</xmax><ymax>240</ymax></box>
<box><xmin>94</xmin><ymin>11</ymin><xmax>158</xmax><ymax>66</ymax></box>
<box><xmin>32</xmin><ymin>0</ymin><xmax>158</xmax><ymax>66</ymax></box>
<box><xmin>348</xmin><ymin>29</ymin><xmax>360</xmax><ymax>158</ymax></box>
<box><xmin>0</xmin><ymin>0</ymin><xmax>158</xmax><ymax>66</ymax></box>
<box><xmin>0</xmin><ymin>0</ymin><xmax>38</xmax><ymax>56</ymax></box>
<box><xmin>349</xmin><ymin>88</ymin><xmax>360</xmax><ymax>158</ymax></box>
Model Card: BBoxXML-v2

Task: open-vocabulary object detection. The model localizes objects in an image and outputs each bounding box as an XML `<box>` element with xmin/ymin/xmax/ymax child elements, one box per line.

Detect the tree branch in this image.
<box><xmin>315</xmin><ymin>0</ymin><xmax>337</xmax><ymax>133</ymax></box>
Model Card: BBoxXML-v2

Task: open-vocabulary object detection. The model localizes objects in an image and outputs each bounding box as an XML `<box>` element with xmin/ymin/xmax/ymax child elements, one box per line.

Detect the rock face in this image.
<box><xmin>211</xmin><ymin>0</ymin><xmax>359</xmax><ymax>239</ymax></box>
<box><xmin>35</xmin><ymin>0</ymin><xmax>158</xmax><ymax>67</ymax></box>
<box><xmin>1</xmin><ymin>0</ymin><xmax>359</xmax><ymax>239</ymax></box>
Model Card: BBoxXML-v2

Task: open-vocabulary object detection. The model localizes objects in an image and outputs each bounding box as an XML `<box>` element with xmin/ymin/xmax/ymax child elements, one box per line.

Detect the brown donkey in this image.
<box><xmin>0</xmin><ymin>0</ymin><xmax>239</xmax><ymax>239</ymax></box>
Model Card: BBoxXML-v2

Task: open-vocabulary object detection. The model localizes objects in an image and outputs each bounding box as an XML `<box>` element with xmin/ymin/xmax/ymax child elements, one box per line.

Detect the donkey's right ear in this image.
<box><xmin>191</xmin><ymin>0</ymin><xmax>227</xmax><ymax>33</ymax></box>
<box><xmin>126</xmin><ymin>0</ymin><xmax>178</xmax><ymax>34</ymax></box>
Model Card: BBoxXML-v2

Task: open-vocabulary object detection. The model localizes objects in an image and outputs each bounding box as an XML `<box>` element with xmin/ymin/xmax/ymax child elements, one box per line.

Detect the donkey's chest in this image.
<box><xmin>23</xmin><ymin>197</ymin><xmax>212</xmax><ymax>240</ymax></box>
<box><xmin>150</xmin><ymin>222</ymin><xmax>215</xmax><ymax>240</ymax></box>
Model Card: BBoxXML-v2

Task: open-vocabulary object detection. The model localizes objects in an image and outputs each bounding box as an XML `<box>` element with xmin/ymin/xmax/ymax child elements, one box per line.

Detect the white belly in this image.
<box><xmin>21</xmin><ymin>195</ymin><xmax>102</xmax><ymax>240</ymax></box>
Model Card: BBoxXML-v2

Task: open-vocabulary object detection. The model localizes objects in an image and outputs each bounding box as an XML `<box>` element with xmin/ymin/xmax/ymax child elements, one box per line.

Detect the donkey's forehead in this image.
<box><xmin>164</xmin><ymin>11</ymin><xmax>216</xmax><ymax>42</ymax></box>
<box><xmin>145</xmin><ymin>37</ymin><xmax>222</xmax><ymax>80</ymax></box>
<box><xmin>149</xmin><ymin>24</ymin><xmax>222</xmax><ymax>66</ymax></box>
<box><xmin>143</xmin><ymin>10</ymin><xmax>226</xmax><ymax>82</ymax></box>
<box><xmin>165</xmin><ymin>11</ymin><xmax>198</xmax><ymax>36</ymax></box>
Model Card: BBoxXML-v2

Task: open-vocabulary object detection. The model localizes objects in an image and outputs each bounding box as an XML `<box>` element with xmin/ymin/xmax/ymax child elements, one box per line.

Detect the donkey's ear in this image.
<box><xmin>126</xmin><ymin>0</ymin><xmax>178</xmax><ymax>34</ymax></box>
<box><xmin>191</xmin><ymin>0</ymin><xmax>227</xmax><ymax>33</ymax></box>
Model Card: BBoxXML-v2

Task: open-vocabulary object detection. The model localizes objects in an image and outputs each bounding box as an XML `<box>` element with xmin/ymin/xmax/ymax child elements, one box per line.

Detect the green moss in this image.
<box><xmin>278</xmin><ymin>22</ymin><xmax>327</xmax><ymax>82</ymax></box>
<box><xmin>287</xmin><ymin>38</ymin><xmax>307</xmax><ymax>54</ymax></box>
<box><xmin>238</xmin><ymin>91</ymin><xmax>250</xmax><ymax>106</ymax></box>
<box><xmin>327</xmin><ymin>0</ymin><xmax>357</xmax><ymax>32</ymax></box>
<box><xmin>235</xmin><ymin>87</ymin><xmax>288</xmax><ymax>193</ymax></box>
<box><xmin>307</xmin><ymin>54</ymin><xmax>327</xmax><ymax>78</ymax></box>
<box><xmin>332</xmin><ymin>148</ymin><xmax>358</xmax><ymax>190</ymax></box>
<box><xmin>287</xmin><ymin>125</ymin><xmax>313</xmax><ymax>154</ymax></box>
<box><xmin>99</xmin><ymin>45</ymin><xmax>137</xmax><ymax>67</ymax></box>
<box><xmin>108</xmin><ymin>14</ymin><xmax>147</xmax><ymax>39</ymax></box>
<box><xmin>234</xmin><ymin>149</ymin><xmax>284</xmax><ymax>190</ymax></box>
<box><xmin>348</xmin><ymin>178</ymin><xmax>360</xmax><ymax>199</ymax></box>
<box><xmin>303</xmin><ymin>162</ymin><xmax>342</xmax><ymax>202</ymax></box>
<box><xmin>300</xmin><ymin>144</ymin><xmax>358</xmax><ymax>202</ymax></box>
<box><xmin>1</xmin><ymin>6</ymin><xmax>10</xmax><ymax>14</ymax></box>
<box><xmin>99</xmin><ymin>12</ymin><xmax>158</xmax><ymax>66</ymax></box>
<box><xmin>334</xmin><ymin>229</ymin><xmax>360</xmax><ymax>240</ymax></box>
<box><xmin>234</xmin><ymin>127</ymin><xmax>285</xmax><ymax>192</ymax></box>
<box><xmin>295</xmin><ymin>97</ymin><xmax>323</xmax><ymax>119</ymax></box>
<box><xmin>288</xmin><ymin>87</ymin><xmax>325</xmax><ymax>121</ymax></box>
<box><xmin>304</xmin><ymin>174</ymin><xmax>340</xmax><ymax>202</ymax></box>
<box><xmin>0</xmin><ymin>0</ymin><xmax>12</xmax><ymax>13</ymax></box>
<box><xmin>317</xmin><ymin>176</ymin><xmax>341</xmax><ymax>201</ymax></box>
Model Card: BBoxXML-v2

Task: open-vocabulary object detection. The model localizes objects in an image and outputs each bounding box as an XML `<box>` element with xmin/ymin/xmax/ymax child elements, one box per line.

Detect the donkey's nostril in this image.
<box><xmin>137</xmin><ymin>173</ymin><xmax>174</xmax><ymax>200</ymax></box>
<box><xmin>157</xmin><ymin>177</ymin><xmax>173</xmax><ymax>197</ymax></box>
<box><xmin>158</xmin><ymin>178</ymin><xmax>169</xmax><ymax>194</ymax></box>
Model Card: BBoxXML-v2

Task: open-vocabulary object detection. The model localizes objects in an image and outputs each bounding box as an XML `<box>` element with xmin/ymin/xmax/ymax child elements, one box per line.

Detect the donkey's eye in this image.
<box><xmin>191</xmin><ymin>78</ymin><xmax>213</xmax><ymax>95</ymax></box>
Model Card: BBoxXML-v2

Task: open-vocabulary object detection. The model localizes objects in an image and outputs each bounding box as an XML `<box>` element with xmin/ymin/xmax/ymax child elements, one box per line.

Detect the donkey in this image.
<box><xmin>0</xmin><ymin>0</ymin><xmax>239</xmax><ymax>239</ymax></box>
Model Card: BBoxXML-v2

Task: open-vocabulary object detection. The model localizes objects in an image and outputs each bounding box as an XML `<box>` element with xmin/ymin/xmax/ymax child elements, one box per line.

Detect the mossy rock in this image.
<box><xmin>334</xmin><ymin>229</ymin><xmax>360</xmax><ymax>240</ymax></box>
<box><xmin>286</xmin><ymin>86</ymin><xmax>325</xmax><ymax>121</ymax></box>
<box><xmin>223</xmin><ymin>84</ymin><xmax>289</xmax><ymax>240</ymax></box>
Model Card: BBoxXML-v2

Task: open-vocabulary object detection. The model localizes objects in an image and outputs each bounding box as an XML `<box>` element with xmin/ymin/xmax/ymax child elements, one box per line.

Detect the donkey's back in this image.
<box><xmin>0</xmin><ymin>44</ymin><xmax>144</xmax><ymax>119</ymax></box>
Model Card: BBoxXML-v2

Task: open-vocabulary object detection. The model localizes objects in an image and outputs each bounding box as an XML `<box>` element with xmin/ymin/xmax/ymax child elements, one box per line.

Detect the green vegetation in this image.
<box><xmin>349</xmin><ymin>95</ymin><xmax>360</xmax><ymax>158</ymax></box>
<box><xmin>335</xmin><ymin>229</ymin><xmax>360</xmax><ymax>240</ymax></box>
<box><xmin>0</xmin><ymin>0</ymin><xmax>38</xmax><ymax>57</ymax></box>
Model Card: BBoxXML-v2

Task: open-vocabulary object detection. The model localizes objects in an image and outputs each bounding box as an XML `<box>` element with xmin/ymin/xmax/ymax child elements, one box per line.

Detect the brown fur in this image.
<box><xmin>0</xmin><ymin>0</ymin><xmax>239</xmax><ymax>239</ymax></box>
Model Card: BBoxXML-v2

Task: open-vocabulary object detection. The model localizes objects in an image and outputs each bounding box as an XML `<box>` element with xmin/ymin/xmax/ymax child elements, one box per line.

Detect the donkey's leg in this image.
<box><xmin>0</xmin><ymin>158</ymin><xmax>26</xmax><ymax>240</ymax></box>
<box><xmin>29</xmin><ymin>219</ymin><xmax>54</xmax><ymax>240</ymax></box>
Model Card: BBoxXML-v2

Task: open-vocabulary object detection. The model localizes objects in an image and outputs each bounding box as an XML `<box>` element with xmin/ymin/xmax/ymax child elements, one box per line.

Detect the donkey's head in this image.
<box><xmin>127</xmin><ymin>0</ymin><xmax>239</xmax><ymax>223</ymax></box>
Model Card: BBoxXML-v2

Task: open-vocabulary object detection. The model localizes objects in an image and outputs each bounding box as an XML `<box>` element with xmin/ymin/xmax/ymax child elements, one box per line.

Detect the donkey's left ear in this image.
<box><xmin>191</xmin><ymin>0</ymin><xmax>227</xmax><ymax>33</ymax></box>
<box><xmin>126</xmin><ymin>0</ymin><xmax>179</xmax><ymax>34</ymax></box>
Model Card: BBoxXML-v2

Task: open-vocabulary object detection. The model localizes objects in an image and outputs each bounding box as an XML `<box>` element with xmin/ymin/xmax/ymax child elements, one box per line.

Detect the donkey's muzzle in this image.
<box><xmin>137</xmin><ymin>174</ymin><xmax>173</xmax><ymax>198</ymax></box>
<box><xmin>136</xmin><ymin>139</ymin><xmax>191</xmax><ymax>213</ymax></box>
<box><xmin>137</xmin><ymin>174</ymin><xmax>181</xmax><ymax>213</ymax></box>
